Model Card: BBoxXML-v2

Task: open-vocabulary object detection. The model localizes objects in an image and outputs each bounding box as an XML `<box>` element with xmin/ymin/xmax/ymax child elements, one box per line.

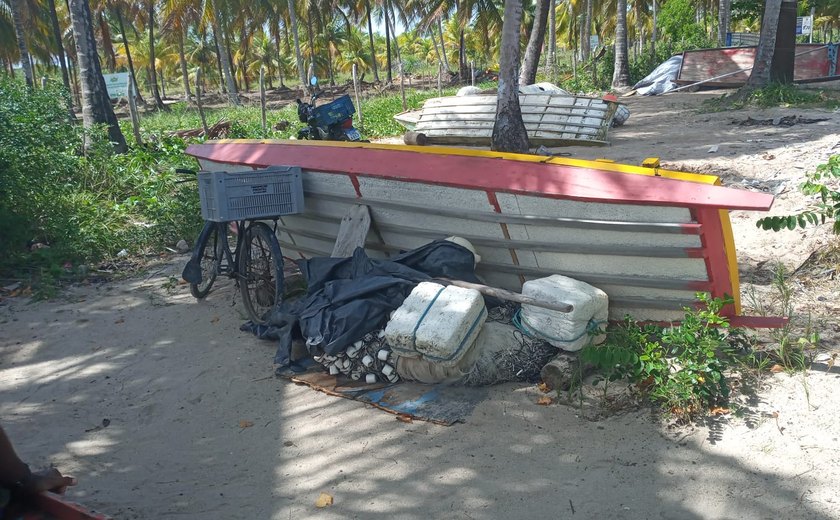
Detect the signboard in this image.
<box><xmin>796</xmin><ymin>15</ymin><xmax>813</xmax><ymax>36</ymax></box>
<box><xmin>589</xmin><ymin>35</ymin><xmax>599</xmax><ymax>50</ymax></box>
<box><xmin>103</xmin><ymin>72</ymin><xmax>130</xmax><ymax>98</ymax></box>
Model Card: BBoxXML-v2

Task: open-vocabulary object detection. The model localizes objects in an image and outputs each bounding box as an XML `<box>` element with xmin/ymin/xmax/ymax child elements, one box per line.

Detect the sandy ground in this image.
<box><xmin>2</xmin><ymin>90</ymin><xmax>840</xmax><ymax>519</ymax></box>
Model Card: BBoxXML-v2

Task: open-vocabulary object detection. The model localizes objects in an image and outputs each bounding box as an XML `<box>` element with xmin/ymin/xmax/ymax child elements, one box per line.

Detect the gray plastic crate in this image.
<box><xmin>198</xmin><ymin>167</ymin><xmax>304</xmax><ymax>222</ymax></box>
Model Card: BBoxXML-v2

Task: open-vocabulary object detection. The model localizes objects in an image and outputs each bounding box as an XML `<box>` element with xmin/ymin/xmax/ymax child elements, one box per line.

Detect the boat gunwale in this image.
<box><xmin>185</xmin><ymin>140</ymin><xmax>774</xmax><ymax>212</ymax></box>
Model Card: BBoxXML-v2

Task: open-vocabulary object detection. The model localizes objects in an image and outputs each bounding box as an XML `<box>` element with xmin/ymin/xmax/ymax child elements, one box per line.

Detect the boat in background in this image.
<box><xmin>185</xmin><ymin>139</ymin><xmax>784</xmax><ymax>327</ymax></box>
<box><xmin>677</xmin><ymin>43</ymin><xmax>839</xmax><ymax>87</ymax></box>
<box><xmin>393</xmin><ymin>93</ymin><xmax>619</xmax><ymax>147</ymax></box>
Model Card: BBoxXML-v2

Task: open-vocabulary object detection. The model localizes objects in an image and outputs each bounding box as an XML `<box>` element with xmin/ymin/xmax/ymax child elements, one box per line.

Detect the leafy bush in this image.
<box><xmin>757</xmin><ymin>155</ymin><xmax>840</xmax><ymax>234</ymax></box>
<box><xmin>0</xmin><ymin>79</ymin><xmax>202</xmax><ymax>285</ymax></box>
<box><xmin>580</xmin><ymin>293</ymin><xmax>739</xmax><ymax>419</ymax></box>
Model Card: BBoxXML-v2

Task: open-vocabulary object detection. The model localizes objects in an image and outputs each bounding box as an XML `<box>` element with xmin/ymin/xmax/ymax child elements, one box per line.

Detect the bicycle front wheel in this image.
<box><xmin>190</xmin><ymin>224</ymin><xmax>220</xmax><ymax>299</ymax></box>
<box><xmin>238</xmin><ymin>222</ymin><xmax>284</xmax><ymax>324</ymax></box>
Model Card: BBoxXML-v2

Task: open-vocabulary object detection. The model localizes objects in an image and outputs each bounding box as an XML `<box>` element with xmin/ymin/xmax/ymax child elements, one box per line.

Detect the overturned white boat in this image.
<box><xmin>395</xmin><ymin>91</ymin><xmax>620</xmax><ymax>147</ymax></box>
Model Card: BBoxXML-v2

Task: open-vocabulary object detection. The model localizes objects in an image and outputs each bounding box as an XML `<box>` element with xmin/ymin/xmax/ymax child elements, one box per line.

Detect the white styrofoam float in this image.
<box><xmin>520</xmin><ymin>274</ymin><xmax>608</xmax><ymax>352</ymax></box>
<box><xmin>385</xmin><ymin>281</ymin><xmax>487</xmax><ymax>367</ymax></box>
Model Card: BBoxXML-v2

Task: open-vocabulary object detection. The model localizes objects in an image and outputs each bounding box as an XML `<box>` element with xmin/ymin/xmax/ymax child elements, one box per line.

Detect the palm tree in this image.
<box><xmin>111</xmin><ymin>1</ymin><xmax>146</xmax><ymax>105</ymax></box>
<box><xmin>519</xmin><ymin>0</ymin><xmax>549</xmax><ymax>85</ymax></box>
<box><xmin>745</xmin><ymin>0</ymin><xmax>782</xmax><ymax>88</ymax></box>
<box><xmin>208</xmin><ymin>0</ymin><xmax>239</xmax><ymax>103</ymax></box>
<box><xmin>67</xmin><ymin>0</ymin><xmax>127</xmax><ymax>153</ymax></box>
<box><xmin>46</xmin><ymin>0</ymin><xmax>73</xmax><ymax>99</ymax></box>
<box><xmin>146</xmin><ymin>1</ymin><xmax>168</xmax><ymax>109</ymax></box>
<box><xmin>9</xmin><ymin>0</ymin><xmax>34</xmax><ymax>86</ymax></box>
<box><xmin>718</xmin><ymin>0</ymin><xmax>730</xmax><ymax>46</ymax></box>
<box><xmin>287</xmin><ymin>0</ymin><xmax>306</xmax><ymax>84</ymax></box>
<box><xmin>611</xmin><ymin>0</ymin><xmax>629</xmax><ymax>87</ymax></box>
<box><xmin>492</xmin><ymin>0</ymin><xmax>528</xmax><ymax>153</ymax></box>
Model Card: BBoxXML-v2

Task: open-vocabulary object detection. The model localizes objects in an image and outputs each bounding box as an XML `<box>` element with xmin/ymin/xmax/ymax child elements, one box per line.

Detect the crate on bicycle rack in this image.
<box><xmin>198</xmin><ymin>167</ymin><xmax>304</xmax><ymax>222</ymax></box>
<box><xmin>313</xmin><ymin>95</ymin><xmax>355</xmax><ymax>126</ymax></box>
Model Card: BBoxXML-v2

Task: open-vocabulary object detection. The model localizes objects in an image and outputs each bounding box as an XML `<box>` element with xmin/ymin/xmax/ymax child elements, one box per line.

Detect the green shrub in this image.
<box><xmin>0</xmin><ymin>79</ymin><xmax>202</xmax><ymax>284</ymax></box>
<box><xmin>581</xmin><ymin>293</ymin><xmax>739</xmax><ymax>420</ymax></box>
<box><xmin>757</xmin><ymin>154</ymin><xmax>840</xmax><ymax>234</ymax></box>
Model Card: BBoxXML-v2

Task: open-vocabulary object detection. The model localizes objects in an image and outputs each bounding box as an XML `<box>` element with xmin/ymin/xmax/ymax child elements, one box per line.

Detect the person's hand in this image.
<box><xmin>29</xmin><ymin>468</ymin><xmax>77</xmax><ymax>495</ymax></box>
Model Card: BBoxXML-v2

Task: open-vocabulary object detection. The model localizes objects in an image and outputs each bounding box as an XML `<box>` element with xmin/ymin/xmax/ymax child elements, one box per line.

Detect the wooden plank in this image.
<box><xmin>277</xmin><ymin>217</ymin><xmax>704</xmax><ymax>258</ymax></box>
<box><xmin>330</xmin><ymin>204</ymin><xmax>371</xmax><ymax>257</ymax></box>
<box><xmin>304</xmin><ymin>190</ymin><xmax>704</xmax><ymax>234</ymax></box>
<box><xmin>276</xmin><ymin>237</ymin><xmax>711</xmax><ymax>293</ymax></box>
<box><xmin>416</xmin><ymin>119</ymin><xmax>608</xmax><ymax>132</ymax></box>
<box><xmin>476</xmin><ymin>261</ymin><xmax>712</xmax><ymax>291</ymax></box>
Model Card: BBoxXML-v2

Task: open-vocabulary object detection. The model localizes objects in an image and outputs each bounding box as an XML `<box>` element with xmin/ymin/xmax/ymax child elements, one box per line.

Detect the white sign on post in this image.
<box><xmin>796</xmin><ymin>15</ymin><xmax>813</xmax><ymax>36</ymax></box>
<box><xmin>103</xmin><ymin>72</ymin><xmax>130</xmax><ymax>99</ymax></box>
<box><xmin>589</xmin><ymin>35</ymin><xmax>600</xmax><ymax>50</ymax></box>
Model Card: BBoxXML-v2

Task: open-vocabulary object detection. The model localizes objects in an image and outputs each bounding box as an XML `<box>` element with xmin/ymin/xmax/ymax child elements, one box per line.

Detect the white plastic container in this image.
<box><xmin>520</xmin><ymin>275</ymin><xmax>608</xmax><ymax>352</ymax></box>
<box><xmin>385</xmin><ymin>281</ymin><xmax>487</xmax><ymax>367</ymax></box>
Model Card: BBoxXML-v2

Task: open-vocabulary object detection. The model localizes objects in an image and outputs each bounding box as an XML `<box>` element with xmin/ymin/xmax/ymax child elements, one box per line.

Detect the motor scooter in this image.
<box><xmin>295</xmin><ymin>76</ymin><xmax>362</xmax><ymax>141</ymax></box>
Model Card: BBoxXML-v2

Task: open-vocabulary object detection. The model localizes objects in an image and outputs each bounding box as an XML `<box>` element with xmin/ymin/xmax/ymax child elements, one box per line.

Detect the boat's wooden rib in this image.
<box><xmin>186</xmin><ymin>140</ymin><xmax>782</xmax><ymax>325</ymax></box>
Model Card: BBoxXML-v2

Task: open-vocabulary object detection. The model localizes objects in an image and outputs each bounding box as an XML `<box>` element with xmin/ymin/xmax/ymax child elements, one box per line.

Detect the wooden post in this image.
<box><xmin>127</xmin><ymin>78</ymin><xmax>143</xmax><ymax>146</ymax></box>
<box><xmin>471</xmin><ymin>61</ymin><xmax>475</xmax><ymax>86</ymax></box>
<box><xmin>259</xmin><ymin>66</ymin><xmax>267</xmax><ymax>135</ymax></box>
<box><xmin>40</xmin><ymin>76</ymin><xmax>48</xmax><ymax>89</ymax></box>
<box><xmin>352</xmin><ymin>63</ymin><xmax>363</xmax><ymax>125</ymax></box>
<box><xmin>195</xmin><ymin>68</ymin><xmax>209</xmax><ymax>135</ymax></box>
<box><xmin>399</xmin><ymin>62</ymin><xmax>407</xmax><ymax>110</ymax></box>
<box><xmin>437</xmin><ymin>63</ymin><xmax>442</xmax><ymax>96</ymax></box>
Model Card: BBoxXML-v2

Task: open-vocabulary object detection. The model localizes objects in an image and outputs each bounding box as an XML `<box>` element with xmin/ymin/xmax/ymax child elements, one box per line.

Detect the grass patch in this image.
<box><xmin>702</xmin><ymin>83</ymin><xmax>840</xmax><ymax>112</ymax></box>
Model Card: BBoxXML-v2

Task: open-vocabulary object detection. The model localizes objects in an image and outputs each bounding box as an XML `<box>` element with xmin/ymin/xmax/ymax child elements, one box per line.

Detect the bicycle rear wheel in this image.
<box><xmin>238</xmin><ymin>222</ymin><xmax>284</xmax><ymax>324</ymax></box>
<box><xmin>190</xmin><ymin>224</ymin><xmax>220</xmax><ymax>299</ymax></box>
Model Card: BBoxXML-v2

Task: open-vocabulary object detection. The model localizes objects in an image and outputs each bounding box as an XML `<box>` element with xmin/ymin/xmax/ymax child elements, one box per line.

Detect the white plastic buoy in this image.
<box><xmin>365</xmin><ymin>374</ymin><xmax>377</xmax><ymax>384</ymax></box>
<box><xmin>382</xmin><ymin>364</ymin><xmax>394</xmax><ymax>376</ymax></box>
<box><xmin>362</xmin><ymin>355</ymin><xmax>374</xmax><ymax>367</ymax></box>
<box><xmin>329</xmin><ymin>365</ymin><xmax>339</xmax><ymax>375</ymax></box>
<box><xmin>377</xmin><ymin>349</ymin><xmax>390</xmax><ymax>361</ymax></box>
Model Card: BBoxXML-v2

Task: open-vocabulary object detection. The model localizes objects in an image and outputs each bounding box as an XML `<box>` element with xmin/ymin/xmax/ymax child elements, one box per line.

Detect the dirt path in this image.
<box><xmin>2</xmin><ymin>91</ymin><xmax>840</xmax><ymax>519</ymax></box>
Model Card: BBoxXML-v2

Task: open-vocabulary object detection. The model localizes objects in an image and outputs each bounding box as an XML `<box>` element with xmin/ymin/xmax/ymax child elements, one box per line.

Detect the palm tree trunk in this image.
<box><xmin>548</xmin><ymin>0</ymin><xmax>556</xmax><ymax>81</ymax></box>
<box><xmin>519</xmin><ymin>0</ymin><xmax>550</xmax><ymax>85</ymax></box>
<box><xmin>458</xmin><ymin>29</ymin><xmax>467</xmax><ymax>81</ymax></box>
<box><xmin>67</xmin><ymin>0</ymin><xmax>127</xmax><ymax>153</ymax></box>
<box><xmin>98</xmin><ymin>11</ymin><xmax>117</xmax><ymax>72</ymax></box>
<box><xmin>287</xmin><ymin>0</ymin><xmax>306</xmax><ymax>85</ymax></box>
<box><xmin>147</xmin><ymin>2</ymin><xmax>167</xmax><ymax>110</ymax></box>
<box><xmin>437</xmin><ymin>18</ymin><xmax>450</xmax><ymax>73</ymax></box>
<box><xmin>239</xmin><ymin>25</ymin><xmax>250</xmax><ymax>92</ymax></box>
<box><xmin>212</xmin><ymin>29</ymin><xmax>226</xmax><ymax>92</ymax></box>
<box><xmin>178</xmin><ymin>28</ymin><xmax>191</xmax><ymax>100</ymax></box>
<box><xmin>210</xmin><ymin>0</ymin><xmax>241</xmax><ymax>104</ymax></box>
<box><xmin>612</xmin><ymin>0</ymin><xmax>630</xmax><ymax>87</ymax></box>
<box><xmin>9</xmin><ymin>0</ymin><xmax>34</xmax><ymax>87</ymax></box>
<box><xmin>581</xmin><ymin>0</ymin><xmax>592</xmax><ymax>61</ymax></box>
<box><xmin>47</xmin><ymin>0</ymin><xmax>72</xmax><ymax>98</ymax></box>
<box><xmin>386</xmin><ymin>0</ymin><xmax>402</xmax><ymax>69</ymax></box>
<box><xmin>651</xmin><ymin>0</ymin><xmax>657</xmax><ymax>56</ymax></box>
<box><xmin>273</xmin><ymin>22</ymin><xmax>286</xmax><ymax>88</ymax></box>
<box><xmin>635</xmin><ymin>0</ymin><xmax>643</xmax><ymax>58</ymax></box>
<box><xmin>492</xmin><ymin>0</ymin><xmax>529</xmax><ymax>153</ymax></box>
<box><xmin>366</xmin><ymin>1</ymin><xmax>379</xmax><ymax>82</ymax></box>
<box><xmin>114</xmin><ymin>5</ymin><xmax>145</xmax><ymax>105</ymax></box>
<box><xmin>745</xmin><ymin>0</ymin><xmax>782</xmax><ymax>88</ymax></box>
<box><xmin>718</xmin><ymin>0</ymin><xmax>731</xmax><ymax>46</ymax></box>
<box><xmin>305</xmin><ymin>7</ymin><xmax>316</xmax><ymax>70</ymax></box>
<box><xmin>384</xmin><ymin>8</ymin><xmax>393</xmax><ymax>82</ymax></box>
<box><xmin>429</xmin><ymin>26</ymin><xmax>445</xmax><ymax>73</ymax></box>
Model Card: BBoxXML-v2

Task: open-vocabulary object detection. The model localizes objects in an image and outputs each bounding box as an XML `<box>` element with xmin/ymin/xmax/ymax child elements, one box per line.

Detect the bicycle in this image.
<box><xmin>178</xmin><ymin>169</ymin><xmax>285</xmax><ymax>325</ymax></box>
